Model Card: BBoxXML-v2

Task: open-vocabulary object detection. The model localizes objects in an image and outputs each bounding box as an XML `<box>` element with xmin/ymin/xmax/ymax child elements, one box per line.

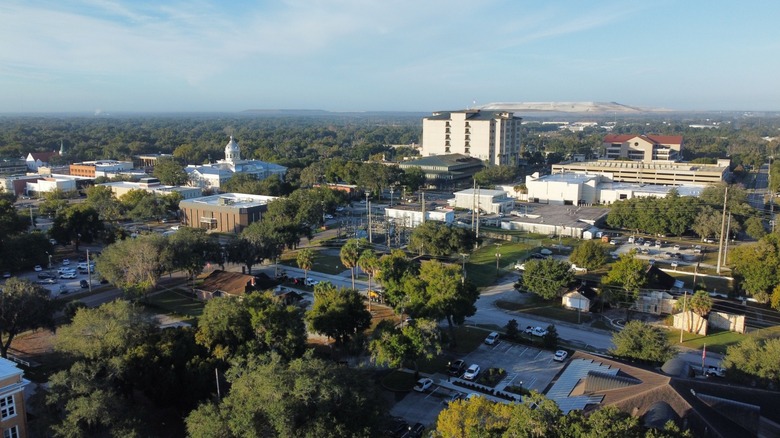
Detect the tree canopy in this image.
<box><xmin>569</xmin><ymin>240</ymin><xmax>609</xmax><ymax>271</ymax></box>
<box><xmin>610</xmin><ymin>320</ymin><xmax>675</xmax><ymax>363</ymax></box>
<box><xmin>0</xmin><ymin>278</ymin><xmax>56</xmax><ymax>358</ymax></box>
<box><xmin>520</xmin><ymin>258</ymin><xmax>574</xmax><ymax>300</ymax></box>
<box><xmin>408</xmin><ymin>222</ymin><xmax>477</xmax><ymax>256</ymax></box>
<box><xmin>306</xmin><ymin>283</ymin><xmax>371</xmax><ymax>345</ymax></box>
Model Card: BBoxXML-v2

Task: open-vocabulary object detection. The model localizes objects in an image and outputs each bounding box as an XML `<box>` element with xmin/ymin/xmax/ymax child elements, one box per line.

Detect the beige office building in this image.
<box><xmin>179</xmin><ymin>193</ymin><xmax>277</xmax><ymax>233</ymax></box>
<box><xmin>421</xmin><ymin>110</ymin><xmax>522</xmax><ymax>166</ymax></box>
<box><xmin>602</xmin><ymin>134</ymin><xmax>683</xmax><ymax>162</ymax></box>
<box><xmin>551</xmin><ymin>159</ymin><xmax>729</xmax><ymax>185</ymax></box>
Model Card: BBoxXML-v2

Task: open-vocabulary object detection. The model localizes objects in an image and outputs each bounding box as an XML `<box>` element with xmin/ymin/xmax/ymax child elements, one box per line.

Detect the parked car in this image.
<box><xmin>324</xmin><ymin>214</ymin><xmax>334</xmax><ymax>220</ymax></box>
<box><xmin>525</xmin><ymin>326</ymin><xmax>548</xmax><ymax>337</ymax></box>
<box><xmin>570</xmin><ymin>264</ymin><xmax>588</xmax><ymax>273</ymax></box>
<box><xmin>61</xmin><ymin>258</ymin><xmax>70</xmax><ymax>265</ymax></box>
<box><xmin>705</xmin><ymin>366</ymin><xmax>725</xmax><ymax>378</ymax></box>
<box><xmin>703</xmin><ymin>238</ymin><xmax>716</xmax><ymax>243</ymax></box>
<box><xmin>38</xmin><ymin>272</ymin><xmax>55</xmax><ymax>279</ymax></box>
<box><xmin>448</xmin><ymin>359</ymin><xmax>467</xmax><ymax>376</ymax></box>
<box><xmin>413</xmin><ymin>378</ymin><xmax>434</xmax><ymax>392</ymax></box>
<box><xmin>57</xmin><ymin>267</ymin><xmax>76</xmax><ymax>275</ymax></box>
<box><xmin>673</xmin><ymin>244</ymin><xmax>681</xmax><ymax>251</ymax></box>
<box><xmin>304</xmin><ymin>278</ymin><xmax>319</xmax><ymax>287</ymax></box>
<box><xmin>514</xmin><ymin>262</ymin><xmax>525</xmax><ymax>271</ymax></box>
<box><xmin>60</xmin><ymin>272</ymin><xmax>77</xmax><ymax>279</ymax></box>
<box><xmin>33</xmin><ymin>265</ymin><xmax>43</xmax><ymax>272</ymax></box>
<box><xmin>38</xmin><ymin>278</ymin><xmax>57</xmax><ymax>285</ymax></box>
<box><xmin>553</xmin><ymin>350</ymin><xmax>568</xmax><ymax>362</ymax></box>
<box><xmin>445</xmin><ymin>392</ymin><xmax>465</xmax><ymax>405</ymax></box>
<box><xmin>405</xmin><ymin>423</ymin><xmax>425</xmax><ymax>438</ymax></box>
<box><xmin>463</xmin><ymin>364</ymin><xmax>480</xmax><ymax>380</ymax></box>
<box><xmin>79</xmin><ymin>279</ymin><xmax>89</xmax><ymax>288</ymax></box>
<box><xmin>484</xmin><ymin>332</ymin><xmax>499</xmax><ymax>345</ymax></box>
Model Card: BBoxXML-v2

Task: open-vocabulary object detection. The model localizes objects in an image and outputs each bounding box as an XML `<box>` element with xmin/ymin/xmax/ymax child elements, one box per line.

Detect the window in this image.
<box><xmin>0</xmin><ymin>395</ymin><xmax>15</xmax><ymax>419</ymax></box>
<box><xmin>3</xmin><ymin>426</ymin><xmax>18</xmax><ymax>438</ymax></box>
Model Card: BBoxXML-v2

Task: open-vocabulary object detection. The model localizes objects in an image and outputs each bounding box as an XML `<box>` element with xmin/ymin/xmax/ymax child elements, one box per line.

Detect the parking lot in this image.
<box><xmin>390</xmin><ymin>338</ymin><xmax>566</xmax><ymax>428</ymax></box>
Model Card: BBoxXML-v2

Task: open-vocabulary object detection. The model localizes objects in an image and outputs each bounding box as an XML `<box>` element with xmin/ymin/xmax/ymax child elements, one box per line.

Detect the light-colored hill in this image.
<box><xmin>477</xmin><ymin>101</ymin><xmax>663</xmax><ymax>113</ymax></box>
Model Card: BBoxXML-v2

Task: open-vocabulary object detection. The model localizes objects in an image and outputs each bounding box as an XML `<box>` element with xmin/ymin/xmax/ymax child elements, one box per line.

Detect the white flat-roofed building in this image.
<box><xmin>501</xmin><ymin>204</ymin><xmax>609</xmax><ymax>238</ymax></box>
<box><xmin>422</xmin><ymin>110</ymin><xmax>522</xmax><ymax>166</ymax></box>
<box><xmin>525</xmin><ymin>171</ymin><xmax>706</xmax><ymax>205</ymax></box>
<box><xmin>179</xmin><ymin>193</ymin><xmax>278</xmax><ymax>233</ymax></box>
<box><xmin>448</xmin><ymin>188</ymin><xmax>515</xmax><ymax>214</ymax></box>
<box><xmin>385</xmin><ymin>205</ymin><xmax>454</xmax><ymax>228</ymax></box>
<box><xmin>26</xmin><ymin>176</ymin><xmax>77</xmax><ymax>194</ymax></box>
<box><xmin>100</xmin><ymin>177</ymin><xmax>202</xmax><ymax>199</ymax></box>
<box><xmin>526</xmin><ymin>172</ymin><xmax>600</xmax><ymax>205</ymax></box>
<box><xmin>69</xmin><ymin>160</ymin><xmax>133</xmax><ymax>178</ymax></box>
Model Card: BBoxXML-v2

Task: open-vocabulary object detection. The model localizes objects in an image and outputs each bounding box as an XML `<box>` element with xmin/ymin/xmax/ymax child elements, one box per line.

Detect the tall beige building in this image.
<box><xmin>602</xmin><ymin>134</ymin><xmax>683</xmax><ymax>162</ymax></box>
<box><xmin>421</xmin><ymin>110</ymin><xmax>522</xmax><ymax>166</ymax></box>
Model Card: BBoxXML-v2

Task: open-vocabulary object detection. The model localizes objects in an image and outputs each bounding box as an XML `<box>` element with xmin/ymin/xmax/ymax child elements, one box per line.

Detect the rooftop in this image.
<box><xmin>532</xmin><ymin>173</ymin><xmax>599</xmax><ymax>184</ymax></box>
<box><xmin>455</xmin><ymin>188</ymin><xmax>511</xmax><ymax>197</ymax></box>
<box><xmin>182</xmin><ymin>192</ymin><xmax>277</xmax><ymax>208</ymax></box>
<box><xmin>554</xmin><ymin>160</ymin><xmax>728</xmax><ymax>171</ymax></box>
<box><xmin>507</xmin><ymin>204</ymin><xmax>609</xmax><ymax>228</ymax></box>
<box><xmin>426</xmin><ymin>109</ymin><xmax>521</xmax><ymax>121</ymax></box>
<box><xmin>399</xmin><ymin>153</ymin><xmax>483</xmax><ymax>168</ymax></box>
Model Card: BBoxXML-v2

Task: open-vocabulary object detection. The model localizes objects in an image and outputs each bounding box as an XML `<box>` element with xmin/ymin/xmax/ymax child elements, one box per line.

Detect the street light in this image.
<box><xmin>495</xmin><ymin>252</ymin><xmax>502</xmax><ymax>276</ymax></box>
<box><xmin>460</xmin><ymin>253</ymin><xmax>469</xmax><ymax>284</ymax></box>
<box><xmin>46</xmin><ymin>252</ymin><xmax>52</xmax><ymax>269</ymax></box>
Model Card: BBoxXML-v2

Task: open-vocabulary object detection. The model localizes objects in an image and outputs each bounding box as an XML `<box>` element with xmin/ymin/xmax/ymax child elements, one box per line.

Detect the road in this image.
<box><xmin>747</xmin><ymin>163</ymin><xmax>769</xmax><ymax>211</ymax></box>
<box><xmin>466</xmin><ymin>273</ymin><xmax>616</xmax><ymax>352</ymax></box>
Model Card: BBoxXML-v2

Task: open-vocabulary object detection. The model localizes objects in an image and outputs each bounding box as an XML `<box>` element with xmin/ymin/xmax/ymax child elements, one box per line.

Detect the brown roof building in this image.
<box><xmin>179</xmin><ymin>193</ymin><xmax>277</xmax><ymax>233</ymax></box>
<box><xmin>194</xmin><ymin>270</ymin><xmax>260</xmax><ymax>300</ymax></box>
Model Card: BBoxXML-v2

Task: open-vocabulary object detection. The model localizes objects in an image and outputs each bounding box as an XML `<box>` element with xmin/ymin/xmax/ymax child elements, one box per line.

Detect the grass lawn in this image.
<box><xmin>143</xmin><ymin>289</ymin><xmax>205</xmax><ymax>324</ymax></box>
<box><xmin>279</xmin><ymin>248</ymin><xmax>346</xmax><ymax>275</ymax></box>
<box><xmin>664</xmin><ymin>327</ymin><xmax>745</xmax><ymax>355</ymax></box>
<box><xmin>466</xmin><ymin>241</ymin><xmax>537</xmax><ymax>287</ymax></box>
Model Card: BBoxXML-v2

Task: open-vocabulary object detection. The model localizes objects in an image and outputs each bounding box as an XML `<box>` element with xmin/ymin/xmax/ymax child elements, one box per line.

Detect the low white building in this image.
<box><xmin>449</xmin><ymin>188</ymin><xmax>515</xmax><ymax>214</ymax></box>
<box><xmin>100</xmin><ymin>177</ymin><xmax>203</xmax><ymax>199</ymax></box>
<box><xmin>26</xmin><ymin>176</ymin><xmax>77</xmax><ymax>194</ymax></box>
<box><xmin>186</xmin><ymin>137</ymin><xmax>287</xmax><ymax>192</ymax></box>
<box><xmin>562</xmin><ymin>285</ymin><xmax>597</xmax><ymax>313</ymax></box>
<box><xmin>500</xmin><ymin>204</ymin><xmax>609</xmax><ymax>238</ymax></box>
<box><xmin>525</xmin><ymin>171</ymin><xmax>706</xmax><ymax>206</ymax></box>
<box><xmin>385</xmin><ymin>206</ymin><xmax>454</xmax><ymax>228</ymax></box>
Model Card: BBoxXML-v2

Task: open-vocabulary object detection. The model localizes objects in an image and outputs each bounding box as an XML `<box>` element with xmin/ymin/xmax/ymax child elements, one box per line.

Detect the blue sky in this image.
<box><xmin>1</xmin><ymin>0</ymin><xmax>779</xmax><ymax>113</ymax></box>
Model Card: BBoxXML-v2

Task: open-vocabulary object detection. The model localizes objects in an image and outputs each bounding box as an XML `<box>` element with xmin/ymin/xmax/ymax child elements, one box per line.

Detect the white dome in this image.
<box><xmin>224</xmin><ymin>136</ymin><xmax>240</xmax><ymax>162</ymax></box>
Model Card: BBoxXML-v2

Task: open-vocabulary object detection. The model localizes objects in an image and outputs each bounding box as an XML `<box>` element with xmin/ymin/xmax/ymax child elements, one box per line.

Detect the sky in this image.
<box><xmin>1</xmin><ymin>0</ymin><xmax>780</xmax><ymax>113</ymax></box>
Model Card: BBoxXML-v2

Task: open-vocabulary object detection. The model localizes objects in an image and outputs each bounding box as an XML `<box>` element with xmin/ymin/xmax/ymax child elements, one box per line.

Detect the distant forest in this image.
<box><xmin>2</xmin><ymin>112</ymin><xmax>779</xmax><ymax>172</ymax></box>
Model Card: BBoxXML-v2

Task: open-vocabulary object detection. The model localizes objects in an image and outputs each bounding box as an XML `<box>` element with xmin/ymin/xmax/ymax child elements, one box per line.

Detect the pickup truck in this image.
<box><xmin>524</xmin><ymin>326</ymin><xmax>548</xmax><ymax>337</ymax></box>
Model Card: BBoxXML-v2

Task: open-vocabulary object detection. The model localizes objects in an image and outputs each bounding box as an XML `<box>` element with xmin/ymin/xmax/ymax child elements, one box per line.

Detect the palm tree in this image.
<box><xmin>296</xmin><ymin>248</ymin><xmax>314</xmax><ymax>284</ymax></box>
<box><xmin>340</xmin><ymin>239</ymin><xmax>361</xmax><ymax>289</ymax></box>
<box><xmin>358</xmin><ymin>249</ymin><xmax>379</xmax><ymax>312</ymax></box>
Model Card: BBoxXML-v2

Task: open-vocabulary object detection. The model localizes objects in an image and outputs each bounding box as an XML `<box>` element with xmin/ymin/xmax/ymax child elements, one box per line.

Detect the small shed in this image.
<box><xmin>562</xmin><ymin>284</ymin><xmax>598</xmax><ymax>312</ymax></box>
<box><xmin>582</xmin><ymin>227</ymin><xmax>600</xmax><ymax>240</ymax></box>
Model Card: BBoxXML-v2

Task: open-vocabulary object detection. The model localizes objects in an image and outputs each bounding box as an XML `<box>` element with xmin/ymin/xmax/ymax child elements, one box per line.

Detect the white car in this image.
<box><xmin>324</xmin><ymin>214</ymin><xmax>334</xmax><ymax>220</ymax></box>
<box><xmin>570</xmin><ymin>264</ymin><xmax>587</xmax><ymax>273</ymax></box>
<box><xmin>305</xmin><ymin>278</ymin><xmax>319</xmax><ymax>287</ymax></box>
<box><xmin>61</xmin><ymin>258</ymin><xmax>70</xmax><ymax>265</ymax></box>
<box><xmin>484</xmin><ymin>332</ymin><xmax>499</xmax><ymax>345</ymax></box>
<box><xmin>170</xmin><ymin>225</ymin><xmax>180</xmax><ymax>231</ymax></box>
<box><xmin>514</xmin><ymin>262</ymin><xmax>525</xmax><ymax>271</ymax></box>
<box><xmin>33</xmin><ymin>265</ymin><xmax>43</xmax><ymax>272</ymax></box>
<box><xmin>553</xmin><ymin>350</ymin><xmax>568</xmax><ymax>362</ymax></box>
<box><xmin>60</xmin><ymin>272</ymin><xmax>77</xmax><ymax>279</ymax></box>
<box><xmin>413</xmin><ymin>378</ymin><xmax>434</xmax><ymax>392</ymax></box>
<box><xmin>463</xmin><ymin>364</ymin><xmax>480</xmax><ymax>380</ymax></box>
<box><xmin>525</xmin><ymin>326</ymin><xmax>548</xmax><ymax>337</ymax></box>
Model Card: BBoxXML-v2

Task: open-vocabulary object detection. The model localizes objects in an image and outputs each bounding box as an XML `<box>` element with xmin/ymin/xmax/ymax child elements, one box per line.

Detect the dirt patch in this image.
<box><xmin>9</xmin><ymin>330</ymin><xmax>56</xmax><ymax>359</ymax></box>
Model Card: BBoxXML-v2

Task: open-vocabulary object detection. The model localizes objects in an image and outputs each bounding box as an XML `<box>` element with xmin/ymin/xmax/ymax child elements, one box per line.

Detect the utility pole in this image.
<box><xmin>723</xmin><ymin>212</ymin><xmax>732</xmax><ymax>267</ymax></box>
<box><xmin>680</xmin><ymin>289</ymin><xmax>687</xmax><ymax>343</ymax></box>
<box><xmin>471</xmin><ymin>179</ymin><xmax>476</xmax><ymax>232</ymax></box>
<box><xmin>368</xmin><ymin>200</ymin><xmax>373</xmax><ymax>244</ymax></box>
<box><xmin>420</xmin><ymin>191</ymin><xmax>425</xmax><ymax>225</ymax></box>
<box><xmin>86</xmin><ymin>248</ymin><xmax>92</xmax><ymax>293</ymax></box>
<box><xmin>475</xmin><ymin>186</ymin><xmax>481</xmax><ymax>240</ymax></box>
<box><xmin>716</xmin><ymin>185</ymin><xmax>728</xmax><ymax>275</ymax></box>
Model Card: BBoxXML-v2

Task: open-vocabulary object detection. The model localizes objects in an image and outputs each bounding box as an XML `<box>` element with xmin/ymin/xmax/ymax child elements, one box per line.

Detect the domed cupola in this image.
<box><xmin>224</xmin><ymin>136</ymin><xmax>241</xmax><ymax>163</ymax></box>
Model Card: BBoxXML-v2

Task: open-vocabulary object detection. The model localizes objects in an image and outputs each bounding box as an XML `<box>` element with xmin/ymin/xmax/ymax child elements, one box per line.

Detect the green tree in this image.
<box><xmin>722</xmin><ymin>337</ymin><xmax>780</xmax><ymax>387</ymax></box>
<box><xmin>38</xmin><ymin>188</ymin><xmax>70</xmax><ymax>218</ymax></box>
<box><xmin>744</xmin><ymin>215</ymin><xmax>767</xmax><ymax>239</ymax></box>
<box><xmin>691</xmin><ymin>206</ymin><xmax>722</xmax><ymax>240</ymax></box>
<box><xmin>245</xmin><ymin>292</ymin><xmax>307</xmax><ymax>360</ymax></box>
<box><xmin>401</xmin><ymin>166</ymin><xmax>426</xmax><ymax>192</ymax></box>
<box><xmin>520</xmin><ymin>258</ymin><xmax>574</xmax><ymax>300</ymax></box>
<box><xmin>610</xmin><ymin>320</ymin><xmax>675</xmax><ymax>363</ymax></box>
<box><xmin>407</xmin><ymin>260</ymin><xmax>478</xmax><ymax>344</ymax></box>
<box><xmin>296</xmin><ymin>248</ymin><xmax>315</xmax><ymax>282</ymax></box>
<box><xmin>225</xmin><ymin>237</ymin><xmax>264</xmax><ymax>275</ymax></box>
<box><xmin>408</xmin><ymin>222</ymin><xmax>477</xmax><ymax>256</ymax></box>
<box><xmin>0</xmin><ymin>198</ymin><xmax>28</xmax><ymax>238</ymax></box>
<box><xmin>85</xmin><ymin>184</ymin><xmax>123</xmax><ymax>222</ymax></box>
<box><xmin>357</xmin><ymin>249</ymin><xmax>380</xmax><ymax>309</ymax></box>
<box><xmin>376</xmin><ymin>249</ymin><xmax>417</xmax><ymax>308</ymax></box>
<box><xmin>570</xmin><ymin>240</ymin><xmax>609</xmax><ymax>271</ymax></box>
<box><xmin>730</xmin><ymin>234</ymin><xmax>780</xmax><ymax>302</ymax></box>
<box><xmin>340</xmin><ymin>238</ymin><xmax>363</xmax><ymax>289</ymax></box>
<box><xmin>602</xmin><ymin>251</ymin><xmax>648</xmax><ymax>315</ymax></box>
<box><xmin>50</xmin><ymin>203</ymin><xmax>104</xmax><ymax>249</ymax></box>
<box><xmin>195</xmin><ymin>297</ymin><xmax>252</xmax><ymax>360</ymax></box>
<box><xmin>306</xmin><ymin>283</ymin><xmax>371</xmax><ymax>345</ymax></box>
<box><xmin>55</xmin><ymin>300</ymin><xmax>154</xmax><ymax>361</ymax></box>
<box><xmin>153</xmin><ymin>157</ymin><xmax>189</xmax><ymax>185</ymax></box>
<box><xmin>166</xmin><ymin>227</ymin><xmax>223</xmax><ymax>283</ymax></box>
<box><xmin>674</xmin><ymin>291</ymin><xmax>713</xmax><ymax>333</ymax></box>
<box><xmin>186</xmin><ymin>352</ymin><xmax>384</xmax><ymax>438</ymax></box>
<box><xmin>0</xmin><ymin>278</ymin><xmax>56</xmax><ymax>358</ymax></box>
<box><xmin>95</xmin><ymin>234</ymin><xmax>170</xmax><ymax>299</ymax></box>
<box><xmin>369</xmin><ymin>319</ymin><xmax>442</xmax><ymax>376</ymax></box>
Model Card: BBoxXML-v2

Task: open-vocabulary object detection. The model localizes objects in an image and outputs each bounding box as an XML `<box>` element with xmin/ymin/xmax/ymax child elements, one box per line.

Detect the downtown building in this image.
<box><xmin>421</xmin><ymin>109</ymin><xmax>522</xmax><ymax>166</ymax></box>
